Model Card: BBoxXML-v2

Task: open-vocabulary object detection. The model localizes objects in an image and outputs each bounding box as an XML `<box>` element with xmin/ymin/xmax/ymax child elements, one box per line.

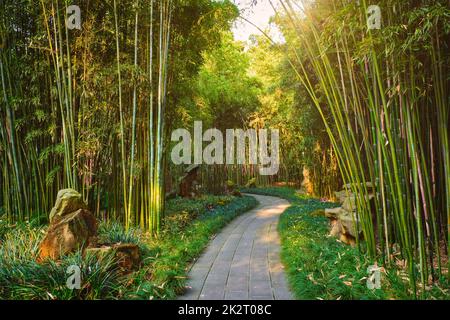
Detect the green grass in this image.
<box><xmin>243</xmin><ymin>187</ymin><xmax>449</xmax><ymax>300</ymax></box>
<box><xmin>0</xmin><ymin>194</ymin><xmax>258</xmax><ymax>300</ymax></box>
<box><xmin>126</xmin><ymin>194</ymin><xmax>258</xmax><ymax>299</ymax></box>
<box><xmin>0</xmin><ymin>222</ymin><xmax>122</xmax><ymax>299</ymax></box>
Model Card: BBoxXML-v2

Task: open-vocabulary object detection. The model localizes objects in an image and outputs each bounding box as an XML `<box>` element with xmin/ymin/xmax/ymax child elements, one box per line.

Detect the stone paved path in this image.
<box><xmin>180</xmin><ymin>194</ymin><xmax>293</xmax><ymax>300</ymax></box>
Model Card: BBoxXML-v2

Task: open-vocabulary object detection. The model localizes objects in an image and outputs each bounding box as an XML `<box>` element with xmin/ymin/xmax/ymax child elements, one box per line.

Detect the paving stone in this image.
<box><xmin>273</xmin><ymin>285</ymin><xmax>294</xmax><ymax>300</ymax></box>
<box><xmin>225</xmin><ymin>290</ymin><xmax>249</xmax><ymax>300</ymax></box>
<box><xmin>250</xmin><ymin>280</ymin><xmax>272</xmax><ymax>291</ymax></box>
<box><xmin>227</xmin><ymin>275</ymin><xmax>249</xmax><ymax>285</ymax></box>
<box><xmin>179</xmin><ymin>194</ymin><xmax>293</xmax><ymax>301</ymax></box>
<box><xmin>226</xmin><ymin>280</ymin><xmax>248</xmax><ymax>292</ymax></box>
<box><xmin>250</xmin><ymin>271</ymin><xmax>270</xmax><ymax>282</ymax></box>
<box><xmin>190</xmin><ymin>265</ymin><xmax>210</xmax><ymax>276</ymax></box>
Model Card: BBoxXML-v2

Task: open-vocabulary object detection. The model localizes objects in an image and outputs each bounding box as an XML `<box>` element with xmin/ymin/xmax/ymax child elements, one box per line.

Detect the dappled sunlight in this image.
<box><xmin>1</xmin><ymin>0</ymin><xmax>448</xmax><ymax>302</ymax></box>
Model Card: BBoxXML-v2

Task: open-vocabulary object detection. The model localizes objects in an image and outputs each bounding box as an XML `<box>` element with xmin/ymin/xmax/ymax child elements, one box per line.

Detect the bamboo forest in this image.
<box><xmin>0</xmin><ymin>0</ymin><xmax>449</xmax><ymax>303</ymax></box>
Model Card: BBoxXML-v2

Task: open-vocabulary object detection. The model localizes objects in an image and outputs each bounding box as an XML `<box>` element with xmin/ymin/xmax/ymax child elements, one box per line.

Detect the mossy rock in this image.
<box><xmin>342</xmin><ymin>196</ymin><xmax>357</xmax><ymax>211</ymax></box>
<box><xmin>338</xmin><ymin>210</ymin><xmax>359</xmax><ymax>238</ymax></box>
<box><xmin>49</xmin><ymin>189</ymin><xmax>87</xmax><ymax>222</ymax></box>
<box><xmin>325</xmin><ymin>207</ymin><xmax>346</xmax><ymax>219</ymax></box>
<box><xmin>342</xmin><ymin>182</ymin><xmax>374</xmax><ymax>191</ymax></box>
<box><xmin>341</xmin><ymin>194</ymin><xmax>375</xmax><ymax>211</ymax></box>
<box><xmin>334</xmin><ymin>190</ymin><xmax>352</xmax><ymax>203</ymax></box>
<box><xmin>38</xmin><ymin>209</ymin><xmax>97</xmax><ymax>261</ymax></box>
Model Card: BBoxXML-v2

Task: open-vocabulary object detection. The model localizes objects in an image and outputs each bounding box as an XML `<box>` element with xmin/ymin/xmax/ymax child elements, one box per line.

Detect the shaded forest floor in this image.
<box><xmin>0</xmin><ymin>195</ymin><xmax>258</xmax><ymax>299</ymax></box>
<box><xmin>1</xmin><ymin>187</ymin><xmax>449</xmax><ymax>300</ymax></box>
<box><xmin>243</xmin><ymin>187</ymin><xmax>450</xmax><ymax>300</ymax></box>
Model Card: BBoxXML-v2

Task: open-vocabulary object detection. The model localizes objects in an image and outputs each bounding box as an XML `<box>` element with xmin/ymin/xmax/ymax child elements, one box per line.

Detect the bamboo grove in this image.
<box><xmin>0</xmin><ymin>0</ymin><xmax>174</xmax><ymax>234</ymax></box>
<box><xmin>275</xmin><ymin>0</ymin><xmax>449</xmax><ymax>294</ymax></box>
<box><xmin>1</xmin><ymin>0</ymin><xmax>449</xmax><ymax>298</ymax></box>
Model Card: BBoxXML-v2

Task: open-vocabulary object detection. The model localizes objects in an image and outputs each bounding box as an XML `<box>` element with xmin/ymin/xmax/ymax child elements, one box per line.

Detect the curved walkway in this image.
<box><xmin>180</xmin><ymin>194</ymin><xmax>293</xmax><ymax>300</ymax></box>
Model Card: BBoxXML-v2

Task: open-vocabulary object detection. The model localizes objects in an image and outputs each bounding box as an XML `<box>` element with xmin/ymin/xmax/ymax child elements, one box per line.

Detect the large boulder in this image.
<box><xmin>329</xmin><ymin>219</ymin><xmax>343</xmax><ymax>237</ymax></box>
<box><xmin>329</xmin><ymin>219</ymin><xmax>355</xmax><ymax>245</ymax></box>
<box><xmin>337</xmin><ymin>210</ymin><xmax>359</xmax><ymax>238</ymax></box>
<box><xmin>325</xmin><ymin>207</ymin><xmax>359</xmax><ymax>245</ymax></box>
<box><xmin>324</xmin><ymin>207</ymin><xmax>347</xmax><ymax>219</ymax></box>
<box><xmin>327</xmin><ymin>183</ymin><xmax>377</xmax><ymax>246</ymax></box>
<box><xmin>334</xmin><ymin>190</ymin><xmax>352</xmax><ymax>203</ymax></box>
<box><xmin>38</xmin><ymin>209</ymin><xmax>97</xmax><ymax>261</ymax></box>
<box><xmin>342</xmin><ymin>195</ymin><xmax>357</xmax><ymax>212</ymax></box>
<box><xmin>49</xmin><ymin>189</ymin><xmax>88</xmax><ymax>222</ymax></box>
<box><xmin>342</xmin><ymin>193</ymin><xmax>375</xmax><ymax>212</ymax></box>
<box><xmin>342</xmin><ymin>182</ymin><xmax>374</xmax><ymax>192</ymax></box>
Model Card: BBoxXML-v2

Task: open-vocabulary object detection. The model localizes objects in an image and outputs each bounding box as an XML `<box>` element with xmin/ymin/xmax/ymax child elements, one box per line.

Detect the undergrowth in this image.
<box><xmin>0</xmin><ymin>195</ymin><xmax>258</xmax><ymax>300</ymax></box>
<box><xmin>243</xmin><ymin>187</ymin><xmax>449</xmax><ymax>300</ymax></box>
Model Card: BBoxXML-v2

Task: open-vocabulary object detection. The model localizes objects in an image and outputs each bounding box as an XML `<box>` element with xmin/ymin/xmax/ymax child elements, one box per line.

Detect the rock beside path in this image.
<box><xmin>38</xmin><ymin>188</ymin><xmax>141</xmax><ymax>273</ymax></box>
<box><xmin>325</xmin><ymin>183</ymin><xmax>375</xmax><ymax>246</ymax></box>
<box><xmin>38</xmin><ymin>208</ymin><xmax>97</xmax><ymax>261</ymax></box>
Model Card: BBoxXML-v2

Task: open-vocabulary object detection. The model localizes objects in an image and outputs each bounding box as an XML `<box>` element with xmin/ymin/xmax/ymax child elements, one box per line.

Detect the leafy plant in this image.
<box><xmin>246</xmin><ymin>187</ymin><xmax>449</xmax><ymax>300</ymax></box>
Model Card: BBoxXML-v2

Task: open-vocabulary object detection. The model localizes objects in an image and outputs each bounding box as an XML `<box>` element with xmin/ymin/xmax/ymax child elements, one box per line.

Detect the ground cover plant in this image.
<box><xmin>244</xmin><ymin>187</ymin><xmax>449</xmax><ymax>300</ymax></box>
<box><xmin>0</xmin><ymin>0</ymin><xmax>448</xmax><ymax>301</ymax></box>
<box><xmin>0</xmin><ymin>195</ymin><xmax>257</xmax><ymax>299</ymax></box>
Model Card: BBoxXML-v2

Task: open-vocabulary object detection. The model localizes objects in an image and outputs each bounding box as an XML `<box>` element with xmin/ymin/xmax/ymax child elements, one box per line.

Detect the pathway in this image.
<box><xmin>180</xmin><ymin>194</ymin><xmax>293</xmax><ymax>300</ymax></box>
